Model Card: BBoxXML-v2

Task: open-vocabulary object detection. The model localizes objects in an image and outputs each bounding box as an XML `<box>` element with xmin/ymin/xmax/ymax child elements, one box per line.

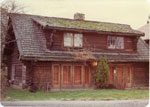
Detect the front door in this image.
<box><xmin>112</xmin><ymin>65</ymin><xmax>132</xmax><ymax>89</ymax></box>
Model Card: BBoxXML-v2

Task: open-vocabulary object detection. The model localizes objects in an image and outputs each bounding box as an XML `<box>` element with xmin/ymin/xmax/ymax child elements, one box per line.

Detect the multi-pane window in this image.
<box><xmin>108</xmin><ymin>36</ymin><xmax>124</xmax><ymax>49</ymax></box>
<box><xmin>64</xmin><ymin>33</ymin><xmax>73</xmax><ymax>47</ymax></box>
<box><xmin>116</xmin><ymin>37</ymin><xmax>124</xmax><ymax>49</ymax></box>
<box><xmin>74</xmin><ymin>34</ymin><xmax>83</xmax><ymax>47</ymax></box>
<box><xmin>64</xmin><ymin>33</ymin><xmax>83</xmax><ymax>48</ymax></box>
<box><xmin>108</xmin><ymin>36</ymin><xmax>116</xmax><ymax>49</ymax></box>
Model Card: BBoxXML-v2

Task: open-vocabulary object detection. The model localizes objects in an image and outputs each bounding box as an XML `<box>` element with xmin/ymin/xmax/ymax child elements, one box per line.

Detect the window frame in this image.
<box><xmin>107</xmin><ymin>36</ymin><xmax>124</xmax><ymax>49</ymax></box>
<box><xmin>63</xmin><ymin>33</ymin><xmax>74</xmax><ymax>47</ymax></box>
<box><xmin>63</xmin><ymin>32</ymin><xmax>83</xmax><ymax>48</ymax></box>
<box><xmin>74</xmin><ymin>33</ymin><xmax>83</xmax><ymax>48</ymax></box>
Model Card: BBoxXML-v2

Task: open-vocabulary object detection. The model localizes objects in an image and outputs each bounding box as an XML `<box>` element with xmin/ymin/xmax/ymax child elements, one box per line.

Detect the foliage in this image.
<box><xmin>1</xmin><ymin>0</ymin><xmax>25</xmax><ymax>57</ymax></box>
<box><xmin>94</xmin><ymin>56</ymin><xmax>109</xmax><ymax>88</ymax></box>
<box><xmin>2</xmin><ymin>88</ymin><xmax>149</xmax><ymax>101</ymax></box>
<box><xmin>0</xmin><ymin>0</ymin><xmax>25</xmax><ymax>99</ymax></box>
<box><xmin>0</xmin><ymin>0</ymin><xmax>25</xmax><ymax>13</ymax></box>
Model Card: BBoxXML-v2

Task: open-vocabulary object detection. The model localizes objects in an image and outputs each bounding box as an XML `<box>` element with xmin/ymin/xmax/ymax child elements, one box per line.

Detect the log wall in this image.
<box><xmin>44</xmin><ymin>30</ymin><xmax>138</xmax><ymax>53</ymax></box>
<box><xmin>132</xmin><ymin>62</ymin><xmax>149</xmax><ymax>87</ymax></box>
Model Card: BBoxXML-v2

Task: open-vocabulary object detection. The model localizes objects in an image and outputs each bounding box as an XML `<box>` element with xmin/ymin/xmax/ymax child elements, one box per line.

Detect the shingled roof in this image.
<box><xmin>32</xmin><ymin>17</ymin><xmax>143</xmax><ymax>35</ymax></box>
<box><xmin>10</xmin><ymin>13</ymin><xmax>149</xmax><ymax>62</ymax></box>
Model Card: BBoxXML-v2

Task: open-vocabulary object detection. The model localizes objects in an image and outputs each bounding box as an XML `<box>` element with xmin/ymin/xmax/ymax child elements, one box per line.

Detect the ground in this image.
<box><xmin>2</xmin><ymin>88</ymin><xmax>149</xmax><ymax>101</ymax></box>
<box><xmin>1</xmin><ymin>100</ymin><xmax>149</xmax><ymax>107</ymax></box>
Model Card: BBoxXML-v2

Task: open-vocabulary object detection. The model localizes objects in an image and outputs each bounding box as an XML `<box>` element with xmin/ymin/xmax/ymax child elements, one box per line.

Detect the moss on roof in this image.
<box><xmin>37</xmin><ymin>17</ymin><xmax>138</xmax><ymax>33</ymax></box>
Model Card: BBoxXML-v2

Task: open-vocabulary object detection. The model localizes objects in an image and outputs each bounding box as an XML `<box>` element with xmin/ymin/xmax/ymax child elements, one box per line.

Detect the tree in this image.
<box><xmin>0</xmin><ymin>0</ymin><xmax>25</xmax><ymax>99</ymax></box>
<box><xmin>1</xmin><ymin>0</ymin><xmax>25</xmax><ymax>58</ymax></box>
<box><xmin>1</xmin><ymin>0</ymin><xmax>25</xmax><ymax>13</ymax></box>
<box><xmin>94</xmin><ymin>56</ymin><xmax>109</xmax><ymax>88</ymax></box>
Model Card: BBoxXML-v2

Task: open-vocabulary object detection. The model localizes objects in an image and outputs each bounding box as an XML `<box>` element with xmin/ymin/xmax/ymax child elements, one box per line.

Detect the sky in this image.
<box><xmin>1</xmin><ymin>0</ymin><xmax>150</xmax><ymax>29</ymax></box>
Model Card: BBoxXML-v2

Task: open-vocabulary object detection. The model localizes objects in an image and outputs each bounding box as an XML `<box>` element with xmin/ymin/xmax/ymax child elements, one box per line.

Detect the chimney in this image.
<box><xmin>74</xmin><ymin>13</ymin><xmax>85</xmax><ymax>20</ymax></box>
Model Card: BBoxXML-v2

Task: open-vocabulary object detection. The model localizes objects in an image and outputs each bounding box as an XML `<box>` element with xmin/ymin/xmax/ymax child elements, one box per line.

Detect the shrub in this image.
<box><xmin>94</xmin><ymin>56</ymin><xmax>109</xmax><ymax>88</ymax></box>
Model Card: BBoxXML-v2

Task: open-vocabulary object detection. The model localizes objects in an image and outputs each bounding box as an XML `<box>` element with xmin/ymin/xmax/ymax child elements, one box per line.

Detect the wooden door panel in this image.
<box><xmin>116</xmin><ymin>67</ymin><xmax>124</xmax><ymax>89</ymax></box>
<box><xmin>109</xmin><ymin>67</ymin><xmax>114</xmax><ymax>85</ymax></box>
<box><xmin>124</xmin><ymin>66</ymin><xmax>131</xmax><ymax>88</ymax></box>
<box><xmin>53</xmin><ymin>65</ymin><xmax>60</xmax><ymax>87</ymax></box>
<box><xmin>109</xmin><ymin>65</ymin><xmax>132</xmax><ymax>89</ymax></box>
<box><xmin>74</xmin><ymin>66</ymin><xmax>82</xmax><ymax>85</ymax></box>
<box><xmin>62</xmin><ymin>66</ymin><xmax>71</xmax><ymax>86</ymax></box>
<box><xmin>84</xmin><ymin>66</ymin><xmax>90</xmax><ymax>85</ymax></box>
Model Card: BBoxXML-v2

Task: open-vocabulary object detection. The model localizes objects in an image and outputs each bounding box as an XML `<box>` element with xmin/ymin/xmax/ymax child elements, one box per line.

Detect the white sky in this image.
<box><xmin>1</xmin><ymin>0</ymin><xmax>150</xmax><ymax>29</ymax></box>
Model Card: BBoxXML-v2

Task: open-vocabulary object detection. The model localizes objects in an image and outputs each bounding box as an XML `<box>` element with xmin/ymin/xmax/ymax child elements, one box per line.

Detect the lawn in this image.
<box><xmin>2</xmin><ymin>88</ymin><xmax>149</xmax><ymax>101</ymax></box>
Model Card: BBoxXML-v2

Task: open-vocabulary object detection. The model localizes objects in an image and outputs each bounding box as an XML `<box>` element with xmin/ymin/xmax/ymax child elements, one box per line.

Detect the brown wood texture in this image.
<box><xmin>51</xmin><ymin>62</ymin><xmax>91</xmax><ymax>89</ymax></box>
<box><xmin>10</xmin><ymin>43</ymin><xmax>24</xmax><ymax>86</ymax></box>
<box><xmin>84</xmin><ymin>66</ymin><xmax>90</xmax><ymax>85</ymax></box>
<box><xmin>109</xmin><ymin>62</ymin><xmax>149</xmax><ymax>89</ymax></box>
<box><xmin>74</xmin><ymin>66</ymin><xmax>82</xmax><ymax>85</ymax></box>
<box><xmin>30</xmin><ymin>62</ymin><xmax>149</xmax><ymax>90</ymax></box>
<box><xmin>45</xmin><ymin>30</ymin><xmax>137</xmax><ymax>52</ymax></box>
<box><xmin>109</xmin><ymin>64</ymin><xmax>132</xmax><ymax>89</ymax></box>
<box><xmin>53</xmin><ymin>65</ymin><xmax>60</xmax><ymax>86</ymax></box>
<box><xmin>32</xmin><ymin>62</ymin><xmax>51</xmax><ymax>89</ymax></box>
<box><xmin>133</xmin><ymin>62</ymin><xmax>149</xmax><ymax>87</ymax></box>
<box><xmin>62</xmin><ymin>65</ymin><xmax>71</xmax><ymax>86</ymax></box>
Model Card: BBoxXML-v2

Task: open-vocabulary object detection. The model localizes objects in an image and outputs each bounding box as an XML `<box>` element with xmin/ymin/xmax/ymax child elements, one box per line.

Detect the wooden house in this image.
<box><xmin>138</xmin><ymin>20</ymin><xmax>150</xmax><ymax>46</ymax></box>
<box><xmin>4</xmin><ymin>13</ymin><xmax>149</xmax><ymax>90</ymax></box>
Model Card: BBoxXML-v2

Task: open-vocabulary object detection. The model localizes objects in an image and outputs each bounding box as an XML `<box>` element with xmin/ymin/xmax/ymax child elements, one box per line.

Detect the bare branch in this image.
<box><xmin>0</xmin><ymin>0</ymin><xmax>25</xmax><ymax>14</ymax></box>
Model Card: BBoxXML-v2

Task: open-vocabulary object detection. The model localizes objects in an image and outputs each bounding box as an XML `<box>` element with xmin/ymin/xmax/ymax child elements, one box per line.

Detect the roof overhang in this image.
<box><xmin>32</xmin><ymin>18</ymin><xmax>144</xmax><ymax>37</ymax></box>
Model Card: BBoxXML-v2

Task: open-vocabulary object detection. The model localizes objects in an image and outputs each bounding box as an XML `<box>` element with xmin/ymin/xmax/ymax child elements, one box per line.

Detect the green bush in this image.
<box><xmin>94</xmin><ymin>56</ymin><xmax>109</xmax><ymax>88</ymax></box>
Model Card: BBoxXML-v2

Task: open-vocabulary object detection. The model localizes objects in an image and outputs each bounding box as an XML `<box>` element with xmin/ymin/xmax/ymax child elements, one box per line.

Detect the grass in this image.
<box><xmin>2</xmin><ymin>88</ymin><xmax>149</xmax><ymax>101</ymax></box>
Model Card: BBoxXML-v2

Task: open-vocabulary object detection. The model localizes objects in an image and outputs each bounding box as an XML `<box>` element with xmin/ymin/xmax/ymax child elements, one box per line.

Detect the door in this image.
<box><xmin>117</xmin><ymin>67</ymin><xmax>124</xmax><ymax>89</ymax></box>
<box><xmin>124</xmin><ymin>66</ymin><xmax>132</xmax><ymax>88</ymax></box>
<box><xmin>52</xmin><ymin>64</ymin><xmax>91</xmax><ymax>89</ymax></box>
<box><xmin>52</xmin><ymin>65</ymin><xmax>60</xmax><ymax>88</ymax></box>
<box><xmin>74</xmin><ymin>66</ymin><xmax>82</xmax><ymax>86</ymax></box>
<box><xmin>109</xmin><ymin>67</ymin><xmax>114</xmax><ymax>85</ymax></box>
<box><xmin>113</xmin><ymin>65</ymin><xmax>132</xmax><ymax>89</ymax></box>
<box><xmin>62</xmin><ymin>65</ymin><xmax>72</xmax><ymax>87</ymax></box>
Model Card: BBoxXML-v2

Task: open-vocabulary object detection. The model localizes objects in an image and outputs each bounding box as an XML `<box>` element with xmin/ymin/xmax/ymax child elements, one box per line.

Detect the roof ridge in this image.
<box><xmin>10</xmin><ymin>13</ymin><xmax>131</xmax><ymax>27</ymax></box>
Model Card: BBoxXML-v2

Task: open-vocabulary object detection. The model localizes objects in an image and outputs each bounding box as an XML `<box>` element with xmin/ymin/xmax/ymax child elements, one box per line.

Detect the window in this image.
<box><xmin>108</xmin><ymin>36</ymin><xmax>116</xmax><ymax>49</ymax></box>
<box><xmin>11</xmin><ymin>65</ymin><xmax>22</xmax><ymax>81</ymax></box>
<box><xmin>108</xmin><ymin>36</ymin><xmax>124</xmax><ymax>49</ymax></box>
<box><xmin>74</xmin><ymin>34</ymin><xmax>83</xmax><ymax>47</ymax></box>
<box><xmin>64</xmin><ymin>33</ymin><xmax>73</xmax><ymax>47</ymax></box>
<box><xmin>64</xmin><ymin>33</ymin><xmax>83</xmax><ymax>48</ymax></box>
<box><xmin>116</xmin><ymin>37</ymin><xmax>124</xmax><ymax>49</ymax></box>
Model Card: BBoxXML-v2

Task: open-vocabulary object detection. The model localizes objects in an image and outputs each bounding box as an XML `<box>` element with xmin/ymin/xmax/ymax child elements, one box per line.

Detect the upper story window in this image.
<box><xmin>74</xmin><ymin>34</ymin><xmax>83</xmax><ymax>47</ymax></box>
<box><xmin>108</xmin><ymin>36</ymin><xmax>124</xmax><ymax>49</ymax></box>
<box><xmin>64</xmin><ymin>33</ymin><xmax>83</xmax><ymax>48</ymax></box>
<box><xmin>64</xmin><ymin>33</ymin><xmax>73</xmax><ymax>47</ymax></box>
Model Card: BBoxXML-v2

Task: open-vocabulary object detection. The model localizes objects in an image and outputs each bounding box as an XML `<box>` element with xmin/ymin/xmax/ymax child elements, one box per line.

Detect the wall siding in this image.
<box><xmin>133</xmin><ymin>62</ymin><xmax>149</xmax><ymax>87</ymax></box>
<box><xmin>10</xmin><ymin>43</ymin><xmax>24</xmax><ymax>87</ymax></box>
<box><xmin>32</xmin><ymin>62</ymin><xmax>52</xmax><ymax>90</ymax></box>
<box><xmin>44</xmin><ymin>30</ymin><xmax>137</xmax><ymax>52</ymax></box>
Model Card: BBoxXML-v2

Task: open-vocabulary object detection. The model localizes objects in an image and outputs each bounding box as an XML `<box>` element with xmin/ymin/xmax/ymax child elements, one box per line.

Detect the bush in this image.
<box><xmin>94</xmin><ymin>56</ymin><xmax>109</xmax><ymax>88</ymax></box>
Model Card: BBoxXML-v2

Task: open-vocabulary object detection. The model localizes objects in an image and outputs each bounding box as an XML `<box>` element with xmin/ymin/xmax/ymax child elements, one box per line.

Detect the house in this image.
<box><xmin>4</xmin><ymin>13</ymin><xmax>149</xmax><ymax>90</ymax></box>
<box><xmin>138</xmin><ymin>19</ymin><xmax>150</xmax><ymax>45</ymax></box>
